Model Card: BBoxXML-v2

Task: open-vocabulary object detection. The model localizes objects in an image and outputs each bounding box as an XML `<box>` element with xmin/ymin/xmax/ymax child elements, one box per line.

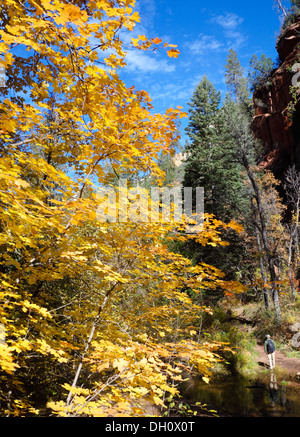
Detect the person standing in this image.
<box><xmin>264</xmin><ymin>335</ymin><xmax>276</xmax><ymax>369</ymax></box>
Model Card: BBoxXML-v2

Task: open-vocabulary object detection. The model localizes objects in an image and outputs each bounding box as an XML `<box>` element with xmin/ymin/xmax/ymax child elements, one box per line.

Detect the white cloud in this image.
<box><xmin>135</xmin><ymin>0</ymin><xmax>157</xmax><ymax>30</ymax></box>
<box><xmin>210</xmin><ymin>12</ymin><xmax>247</xmax><ymax>51</ymax></box>
<box><xmin>115</xmin><ymin>2</ymin><xmax>176</xmax><ymax>75</ymax></box>
<box><xmin>211</xmin><ymin>12</ymin><xmax>244</xmax><ymax>30</ymax></box>
<box><xmin>187</xmin><ymin>13</ymin><xmax>246</xmax><ymax>56</ymax></box>
<box><xmin>124</xmin><ymin>50</ymin><xmax>176</xmax><ymax>74</ymax></box>
<box><xmin>148</xmin><ymin>81</ymin><xmax>192</xmax><ymax>104</ymax></box>
<box><xmin>189</xmin><ymin>34</ymin><xmax>224</xmax><ymax>54</ymax></box>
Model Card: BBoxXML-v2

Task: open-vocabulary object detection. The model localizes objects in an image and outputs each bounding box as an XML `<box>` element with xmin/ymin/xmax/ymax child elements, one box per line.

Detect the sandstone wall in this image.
<box><xmin>251</xmin><ymin>16</ymin><xmax>300</xmax><ymax>180</ymax></box>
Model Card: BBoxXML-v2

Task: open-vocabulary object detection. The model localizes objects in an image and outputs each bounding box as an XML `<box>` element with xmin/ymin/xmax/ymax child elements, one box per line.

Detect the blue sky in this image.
<box><xmin>119</xmin><ymin>0</ymin><xmax>284</xmax><ymax>146</ymax></box>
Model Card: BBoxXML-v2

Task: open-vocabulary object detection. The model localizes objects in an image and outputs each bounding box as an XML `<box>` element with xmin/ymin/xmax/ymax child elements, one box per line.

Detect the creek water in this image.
<box><xmin>180</xmin><ymin>372</ymin><xmax>300</xmax><ymax>417</ymax></box>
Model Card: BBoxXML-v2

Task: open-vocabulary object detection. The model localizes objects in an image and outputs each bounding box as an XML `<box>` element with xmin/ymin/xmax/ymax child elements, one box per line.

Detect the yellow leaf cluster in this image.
<box><xmin>0</xmin><ymin>0</ymin><xmax>246</xmax><ymax>417</ymax></box>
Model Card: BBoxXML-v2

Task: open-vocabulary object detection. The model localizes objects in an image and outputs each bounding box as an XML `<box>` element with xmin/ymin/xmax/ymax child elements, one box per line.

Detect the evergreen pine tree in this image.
<box><xmin>279</xmin><ymin>0</ymin><xmax>300</xmax><ymax>29</ymax></box>
<box><xmin>185</xmin><ymin>75</ymin><xmax>221</xmax><ymax>147</ymax></box>
<box><xmin>290</xmin><ymin>0</ymin><xmax>300</xmax><ymax>8</ymax></box>
<box><xmin>289</xmin><ymin>0</ymin><xmax>300</xmax><ymax>19</ymax></box>
<box><xmin>224</xmin><ymin>49</ymin><xmax>250</xmax><ymax>105</ymax></box>
<box><xmin>183</xmin><ymin>77</ymin><xmax>246</xmax><ymax>221</ymax></box>
<box><xmin>248</xmin><ymin>54</ymin><xmax>274</xmax><ymax>91</ymax></box>
<box><xmin>181</xmin><ymin>78</ymin><xmax>250</xmax><ymax>279</ymax></box>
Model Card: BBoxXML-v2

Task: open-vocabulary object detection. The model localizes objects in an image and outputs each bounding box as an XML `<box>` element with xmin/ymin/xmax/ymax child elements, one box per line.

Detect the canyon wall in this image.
<box><xmin>251</xmin><ymin>15</ymin><xmax>300</xmax><ymax>180</ymax></box>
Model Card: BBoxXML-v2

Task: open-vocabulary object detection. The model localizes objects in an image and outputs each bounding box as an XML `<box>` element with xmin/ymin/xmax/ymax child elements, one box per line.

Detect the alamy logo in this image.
<box><xmin>291</xmin><ymin>63</ymin><xmax>300</xmax><ymax>88</ymax></box>
<box><xmin>96</xmin><ymin>180</ymin><xmax>204</xmax><ymax>234</ymax></box>
<box><xmin>0</xmin><ymin>64</ymin><xmax>6</xmax><ymax>88</ymax></box>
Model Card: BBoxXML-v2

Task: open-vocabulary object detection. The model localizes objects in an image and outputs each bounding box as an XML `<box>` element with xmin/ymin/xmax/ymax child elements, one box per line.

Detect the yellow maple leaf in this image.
<box><xmin>113</xmin><ymin>358</ymin><xmax>129</xmax><ymax>372</ymax></box>
<box><xmin>167</xmin><ymin>48</ymin><xmax>180</xmax><ymax>58</ymax></box>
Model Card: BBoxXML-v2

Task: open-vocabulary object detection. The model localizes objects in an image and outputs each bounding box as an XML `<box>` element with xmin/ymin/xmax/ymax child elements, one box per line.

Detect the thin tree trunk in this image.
<box><xmin>225</xmin><ymin>104</ymin><xmax>281</xmax><ymax>321</ymax></box>
<box><xmin>65</xmin><ymin>283</ymin><xmax>117</xmax><ymax>413</ymax></box>
<box><xmin>245</xmin><ymin>164</ymin><xmax>281</xmax><ymax>322</ymax></box>
<box><xmin>284</xmin><ymin>166</ymin><xmax>300</xmax><ymax>298</ymax></box>
<box><xmin>288</xmin><ymin>225</ymin><xmax>297</xmax><ymax>299</ymax></box>
<box><xmin>275</xmin><ymin>0</ymin><xmax>288</xmax><ymax>18</ymax></box>
<box><xmin>255</xmin><ymin>224</ymin><xmax>269</xmax><ymax>309</ymax></box>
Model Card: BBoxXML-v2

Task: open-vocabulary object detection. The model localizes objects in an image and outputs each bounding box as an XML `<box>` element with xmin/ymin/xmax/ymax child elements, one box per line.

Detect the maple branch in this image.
<box><xmin>65</xmin><ymin>282</ymin><xmax>119</xmax><ymax>412</ymax></box>
<box><xmin>5</xmin><ymin>138</ymin><xmax>34</xmax><ymax>148</ymax></box>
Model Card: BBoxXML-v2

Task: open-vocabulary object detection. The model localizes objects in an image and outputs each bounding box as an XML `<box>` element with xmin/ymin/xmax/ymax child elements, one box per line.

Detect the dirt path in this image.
<box><xmin>255</xmin><ymin>341</ymin><xmax>300</xmax><ymax>375</ymax></box>
<box><xmin>232</xmin><ymin>307</ymin><xmax>300</xmax><ymax>375</ymax></box>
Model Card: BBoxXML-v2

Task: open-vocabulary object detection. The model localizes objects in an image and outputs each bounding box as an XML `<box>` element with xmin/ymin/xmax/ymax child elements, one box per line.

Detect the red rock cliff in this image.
<box><xmin>251</xmin><ymin>15</ymin><xmax>300</xmax><ymax>180</ymax></box>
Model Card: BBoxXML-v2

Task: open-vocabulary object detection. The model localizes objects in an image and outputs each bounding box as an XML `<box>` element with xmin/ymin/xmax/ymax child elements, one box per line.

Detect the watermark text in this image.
<box><xmin>96</xmin><ymin>180</ymin><xmax>204</xmax><ymax>234</ymax></box>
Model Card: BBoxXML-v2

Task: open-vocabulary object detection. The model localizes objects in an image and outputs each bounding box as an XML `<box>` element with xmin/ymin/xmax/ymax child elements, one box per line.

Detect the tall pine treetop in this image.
<box><xmin>224</xmin><ymin>49</ymin><xmax>249</xmax><ymax>104</ymax></box>
<box><xmin>185</xmin><ymin>75</ymin><xmax>221</xmax><ymax>148</ymax></box>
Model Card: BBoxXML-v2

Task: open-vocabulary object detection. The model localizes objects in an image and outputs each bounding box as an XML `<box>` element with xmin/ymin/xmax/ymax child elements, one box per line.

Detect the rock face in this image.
<box><xmin>251</xmin><ymin>16</ymin><xmax>300</xmax><ymax>181</ymax></box>
<box><xmin>290</xmin><ymin>322</ymin><xmax>300</xmax><ymax>333</ymax></box>
<box><xmin>288</xmin><ymin>324</ymin><xmax>300</xmax><ymax>349</ymax></box>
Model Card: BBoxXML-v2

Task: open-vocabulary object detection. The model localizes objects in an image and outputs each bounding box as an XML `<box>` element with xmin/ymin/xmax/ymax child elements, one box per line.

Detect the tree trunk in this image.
<box><xmin>245</xmin><ymin>164</ymin><xmax>281</xmax><ymax>322</ymax></box>
<box><xmin>275</xmin><ymin>0</ymin><xmax>288</xmax><ymax>18</ymax></box>
<box><xmin>65</xmin><ymin>283</ymin><xmax>117</xmax><ymax>413</ymax></box>
<box><xmin>287</xmin><ymin>225</ymin><xmax>297</xmax><ymax>299</ymax></box>
<box><xmin>225</xmin><ymin>104</ymin><xmax>281</xmax><ymax>321</ymax></box>
<box><xmin>255</xmin><ymin>224</ymin><xmax>269</xmax><ymax>309</ymax></box>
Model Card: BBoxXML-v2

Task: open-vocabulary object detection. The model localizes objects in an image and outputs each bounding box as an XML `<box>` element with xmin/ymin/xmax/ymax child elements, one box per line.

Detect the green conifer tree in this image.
<box><xmin>224</xmin><ymin>49</ymin><xmax>250</xmax><ymax>105</ymax></box>
<box><xmin>279</xmin><ymin>0</ymin><xmax>300</xmax><ymax>30</ymax></box>
<box><xmin>183</xmin><ymin>77</ymin><xmax>246</xmax><ymax>221</ymax></box>
<box><xmin>182</xmin><ymin>78</ymin><xmax>250</xmax><ymax>279</ymax></box>
<box><xmin>248</xmin><ymin>54</ymin><xmax>274</xmax><ymax>91</ymax></box>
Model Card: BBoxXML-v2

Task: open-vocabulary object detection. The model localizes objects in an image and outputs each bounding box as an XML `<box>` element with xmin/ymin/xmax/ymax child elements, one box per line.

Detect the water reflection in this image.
<box><xmin>263</xmin><ymin>373</ymin><xmax>285</xmax><ymax>417</ymax></box>
<box><xmin>268</xmin><ymin>373</ymin><xmax>279</xmax><ymax>404</ymax></box>
<box><xmin>181</xmin><ymin>372</ymin><xmax>300</xmax><ymax>417</ymax></box>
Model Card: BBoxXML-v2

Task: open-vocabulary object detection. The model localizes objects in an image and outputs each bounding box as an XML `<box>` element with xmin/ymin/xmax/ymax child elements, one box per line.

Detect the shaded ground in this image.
<box><xmin>255</xmin><ymin>341</ymin><xmax>300</xmax><ymax>375</ymax></box>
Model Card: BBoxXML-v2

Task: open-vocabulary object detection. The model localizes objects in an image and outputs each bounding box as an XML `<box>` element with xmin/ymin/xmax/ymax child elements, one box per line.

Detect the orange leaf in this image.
<box><xmin>167</xmin><ymin>49</ymin><xmax>180</xmax><ymax>58</ymax></box>
<box><xmin>151</xmin><ymin>37</ymin><xmax>162</xmax><ymax>44</ymax></box>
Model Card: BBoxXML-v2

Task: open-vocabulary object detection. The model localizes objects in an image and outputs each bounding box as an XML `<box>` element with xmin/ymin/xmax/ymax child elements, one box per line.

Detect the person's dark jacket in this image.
<box><xmin>264</xmin><ymin>339</ymin><xmax>276</xmax><ymax>354</ymax></box>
